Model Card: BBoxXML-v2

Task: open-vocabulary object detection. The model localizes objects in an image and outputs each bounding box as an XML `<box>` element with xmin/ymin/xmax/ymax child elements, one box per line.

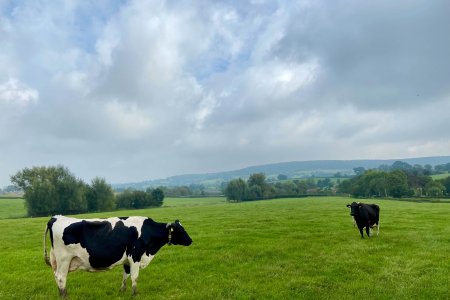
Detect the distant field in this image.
<box><xmin>0</xmin><ymin>198</ymin><xmax>26</xmax><ymax>219</ymax></box>
<box><xmin>1</xmin><ymin>196</ymin><xmax>449</xmax><ymax>299</ymax></box>
<box><xmin>272</xmin><ymin>176</ymin><xmax>350</xmax><ymax>185</ymax></box>
<box><xmin>431</xmin><ymin>172</ymin><xmax>450</xmax><ymax>180</ymax></box>
<box><xmin>163</xmin><ymin>196</ymin><xmax>227</xmax><ymax>207</ymax></box>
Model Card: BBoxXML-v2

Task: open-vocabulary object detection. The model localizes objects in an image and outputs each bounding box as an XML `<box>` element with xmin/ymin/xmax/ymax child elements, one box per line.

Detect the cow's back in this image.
<box><xmin>362</xmin><ymin>204</ymin><xmax>379</xmax><ymax>224</ymax></box>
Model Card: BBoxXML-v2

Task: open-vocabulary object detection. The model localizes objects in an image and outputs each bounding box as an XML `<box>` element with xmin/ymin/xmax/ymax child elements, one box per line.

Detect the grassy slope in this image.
<box><xmin>0</xmin><ymin>197</ymin><xmax>449</xmax><ymax>299</ymax></box>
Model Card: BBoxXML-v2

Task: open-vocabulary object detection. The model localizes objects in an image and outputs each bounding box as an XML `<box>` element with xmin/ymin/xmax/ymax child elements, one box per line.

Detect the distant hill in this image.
<box><xmin>112</xmin><ymin>156</ymin><xmax>450</xmax><ymax>190</ymax></box>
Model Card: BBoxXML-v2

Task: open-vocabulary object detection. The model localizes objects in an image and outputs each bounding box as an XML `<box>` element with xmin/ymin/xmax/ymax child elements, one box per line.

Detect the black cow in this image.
<box><xmin>44</xmin><ymin>215</ymin><xmax>192</xmax><ymax>297</ymax></box>
<box><xmin>346</xmin><ymin>202</ymin><xmax>380</xmax><ymax>238</ymax></box>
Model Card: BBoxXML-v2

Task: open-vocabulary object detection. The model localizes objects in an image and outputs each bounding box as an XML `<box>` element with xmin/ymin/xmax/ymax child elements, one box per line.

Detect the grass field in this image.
<box><xmin>431</xmin><ymin>172</ymin><xmax>450</xmax><ymax>180</ymax></box>
<box><xmin>0</xmin><ymin>198</ymin><xmax>27</xmax><ymax>219</ymax></box>
<box><xmin>0</xmin><ymin>196</ymin><xmax>449</xmax><ymax>299</ymax></box>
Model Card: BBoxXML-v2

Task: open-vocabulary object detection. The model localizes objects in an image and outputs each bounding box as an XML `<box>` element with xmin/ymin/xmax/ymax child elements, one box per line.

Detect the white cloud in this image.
<box><xmin>0</xmin><ymin>78</ymin><xmax>38</xmax><ymax>107</ymax></box>
<box><xmin>247</xmin><ymin>59</ymin><xmax>319</xmax><ymax>99</ymax></box>
<box><xmin>104</xmin><ymin>100</ymin><xmax>153</xmax><ymax>139</ymax></box>
<box><xmin>193</xmin><ymin>92</ymin><xmax>218</xmax><ymax>130</ymax></box>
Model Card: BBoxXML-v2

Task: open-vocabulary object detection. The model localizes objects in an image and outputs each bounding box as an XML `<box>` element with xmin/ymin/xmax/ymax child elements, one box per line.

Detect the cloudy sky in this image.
<box><xmin>1</xmin><ymin>0</ymin><xmax>449</xmax><ymax>187</ymax></box>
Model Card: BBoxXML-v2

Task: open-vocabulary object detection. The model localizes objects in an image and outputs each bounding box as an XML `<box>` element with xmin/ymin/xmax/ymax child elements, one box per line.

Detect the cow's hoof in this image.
<box><xmin>120</xmin><ymin>285</ymin><xmax>126</xmax><ymax>292</ymax></box>
<box><xmin>59</xmin><ymin>288</ymin><xmax>67</xmax><ymax>298</ymax></box>
<box><xmin>132</xmin><ymin>286</ymin><xmax>138</xmax><ymax>296</ymax></box>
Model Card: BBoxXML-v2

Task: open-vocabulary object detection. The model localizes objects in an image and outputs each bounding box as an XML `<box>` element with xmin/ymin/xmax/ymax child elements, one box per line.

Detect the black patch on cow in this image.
<box><xmin>119</xmin><ymin>217</ymin><xmax>129</xmax><ymax>220</ymax></box>
<box><xmin>129</xmin><ymin>218</ymin><xmax>169</xmax><ymax>262</ymax></box>
<box><xmin>62</xmin><ymin>220</ymin><xmax>138</xmax><ymax>269</ymax></box>
<box><xmin>123</xmin><ymin>264</ymin><xmax>130</xmax><ymax>274</ymax></box>
<box><xmin>47</xmin><ymin>217</ymin><xmax>57</xmax><ymax>248</ymax></box>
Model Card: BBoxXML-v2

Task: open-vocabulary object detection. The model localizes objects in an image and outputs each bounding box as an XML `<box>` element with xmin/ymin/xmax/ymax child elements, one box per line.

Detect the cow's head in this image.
<box><xmin>346</xmin><ymin>202</ymin><xmax>361</xmax><ymax>216</ymax></box>
<box><xmin>167</xmin><ymin>220</ymin><xmax>192</xmax><ymax>246</ymax></box>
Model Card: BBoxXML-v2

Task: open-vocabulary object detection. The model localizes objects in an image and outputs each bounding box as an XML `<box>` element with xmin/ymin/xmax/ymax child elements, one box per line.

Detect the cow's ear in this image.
<box><xmin>346</xmin><ymin>204</ymin><xmax>351</xmax><ymax>208</ymax></box>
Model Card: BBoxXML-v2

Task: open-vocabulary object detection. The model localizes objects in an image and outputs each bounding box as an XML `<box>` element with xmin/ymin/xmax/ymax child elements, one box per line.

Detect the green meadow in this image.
<box><xmin>0</xmin><ymin>197</ymin><xmax>449</xmax><ymax>299</ymax></box>
<box><xmin>0</xmin><ymin>197</ymin><xmax>27</xmax><ymax>219</ymax></box>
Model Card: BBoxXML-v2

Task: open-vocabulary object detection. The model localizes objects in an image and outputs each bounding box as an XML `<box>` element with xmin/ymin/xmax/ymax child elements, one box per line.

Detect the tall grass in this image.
<box><xmin>0</xmin><ymin>197</ymin><xmax>449</xmax><ymax>299</ymax></box>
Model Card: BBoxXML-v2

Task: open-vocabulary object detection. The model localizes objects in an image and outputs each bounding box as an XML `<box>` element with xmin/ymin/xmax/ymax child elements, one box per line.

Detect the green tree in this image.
<box><xmin>116</xmin><ymin>187</ymin><xmax>164</xmax><ymax>209</ymax></box>
<box><xmin>387</xmin><ymin>170</ymin><xmax>410</xmax><ymax>198</ymax></box>
<box><xmin>10</xmin><ymin>165</ymin><xmax>87</xmax><ymax>216</ymax></box>
<box><xmin>247</xmin><ymin>184</ymin><xmax>262</xmax><ymax>200</ymax></box>
<box><xmin>435</xmin><ymin>163</ymin><xmax>450</xmax><ymax>173</ymax></box>
<box><xmin>438</xmin><ymin>176</ymin><xmax>450</xmax><ymax>195</ymax></box>
<box><xmin>86</xmin><ymin>177</ymin><xmax>115</xmax><ymax>212</ymax></box>
<box><xmin>353</xmin><ymin>167</ymin><xmax>366</xmax><ymax>176</ymax></box>
<box><xmin>317</xmin><ymin>178</ymin><xmax>333</xmax><ymax>190</ymax></box>
<box><xmin>248</xmin><ymin>173</ymin><xmax>273</xmax><ymax>199</ymax></box>
<box><xmin>277</xmin><ymin>174</ymin><xmax>288</xmax><ymax>180</ymax></box>
<box><xmin>406</xmin><ymin>171</ymin><xmax>432</xmax><ymax>197</ymax></box>
<box><xmin>224</xmin><ymin>178</ymin><xmax>248</xmax><ymax>202</ymax></box>
<box><xmin>337</xmin><ymin>178</ymin><xmax>352</xmax><ymax>195</ymax></box>
<box><xmin>248</xmin><ymin>173</ymin><xmax>266</xmax><ymax>188</ymax></box>
<box><xmin>294</xmin><ymin>180</ymin><xmax>309</xmax><ymax>194</ymax></box>
<box><xmin>275</xmin><ymin>181</ymin><xmax>297</xmax><ymax>196</ymax></box>
<box><xmin>425</xmin><ymin>181</ymin><xmax>445</xmax><ymax>197</ymax></box>
<box><xmin>133</xmin><ymin>191</ymin><xmax>151</xmax><ymax>208</ymax></box>
<box><xmin>350</xmin><ymin>175</ymin><xmax>366</xmax><ymax>198</ymax></box>
<box><xmin>147</xmin><ymin>187</ymin><xmax>165</xmax><ymax>207</ymax></box>
<box><xmin>56</xmin><ymin>176</ymin><xmax>87</xmax><ymax>213</ymax></box>
<box><xmin>391</xmin><ymin>161</ymin><xmax>413</xmax><ymax>172</ymax></box>
<box><xmin>116</xmin><ymin>189</ymin><xmax>133</xmax><ymax>208</ymax></box>
<box><xmin>365</xmin><ymin>170</ymin><xmax>388</xmax><ymax>197</ymax></box>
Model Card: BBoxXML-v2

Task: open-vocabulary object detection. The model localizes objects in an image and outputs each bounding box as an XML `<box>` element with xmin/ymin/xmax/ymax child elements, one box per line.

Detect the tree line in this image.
<box><xmin>337</xmin><ymin>168</ymin><xmax>450</xmax><ymax>198</ymax></box>
<box><xmin>10</xmin><ymin>165</ymin><xmax>164</xmax><ymax>217</ymax></box>
<box><xmin>224</xmin><ymin>161</ymin><xmax>450</xmax><ymax>202</ymax></box>
<box><xmin>115</xmin><ymin>184</ymin><xmax>223</xmax><ymax>197</ymax></box>
<box><xmin>224</xmin><ymin>173</ymin><xmax>335</xmax><ymax>202</ymax></box>
<box><xmin>353</xmin><ymin>161</ymin><xmax>450</xmax><ymax>176</ymax></box>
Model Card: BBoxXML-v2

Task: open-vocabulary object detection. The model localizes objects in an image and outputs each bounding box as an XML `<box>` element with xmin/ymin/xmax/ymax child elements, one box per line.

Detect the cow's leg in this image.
<box><xmin>120</xmin><ymin>264</ymin><xmax>130</xmax><ymax>292</ymax></box>
<box><xmin>54</xmin><ymin>257</ymin><xmax>71</xmax><ymax>298</ymax></box>
<box><xmin>358</xmin><ymin>226</ymin><xmax>364</xmax><ymax>239</ymax></box>
<box><xmin>365</xmin><ymin>226</ymin><xmax>371</xmax><ymax>238</ymax></box>
<box><xmin>376</xmin><ymin>223</ymin><xmax>380</xmax><ymax>236</ymax></box>
<box><xmin>50</xmin><ymin>250</ymin><xmax>57</xmax><ymax>272</ymax></box>
<box><xmin>130</xmin><ymin>261</ymin><xmax>140</xmax><ymax>296</ymax></box>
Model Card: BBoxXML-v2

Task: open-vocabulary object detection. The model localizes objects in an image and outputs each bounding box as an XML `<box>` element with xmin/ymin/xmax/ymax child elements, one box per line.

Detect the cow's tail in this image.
<box><xmin>44</xmin><ymin>224</ymin><xmax>51</xmax><ymax>267</ymax></box>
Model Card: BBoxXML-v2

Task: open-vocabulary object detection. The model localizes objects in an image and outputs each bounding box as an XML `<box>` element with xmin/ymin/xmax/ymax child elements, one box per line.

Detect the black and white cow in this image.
<box><xmin>346</xmin><ymin>202</ymin><xmax>380</xmax><ymax>238</ymax></box>
<box><xmin>44</xmin><ymin>215</ymin><xmax>192</xmax><ymax>297</ymax></box>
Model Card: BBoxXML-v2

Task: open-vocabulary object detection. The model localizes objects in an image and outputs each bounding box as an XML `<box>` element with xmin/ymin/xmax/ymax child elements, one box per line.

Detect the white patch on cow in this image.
<box><xmin>121</xmin><ymin>269</ymin><xmax>130</xmax><ymax>292</ymax></box>
<box><xmin>139</xmin><ymin>253</ymin><xmax>155</xmax><ymax>269</ymax></box>
<box><xmin>121</xmin><ymin>217</ymin><xmax>147</xmax><ymax>238</ymax></box>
